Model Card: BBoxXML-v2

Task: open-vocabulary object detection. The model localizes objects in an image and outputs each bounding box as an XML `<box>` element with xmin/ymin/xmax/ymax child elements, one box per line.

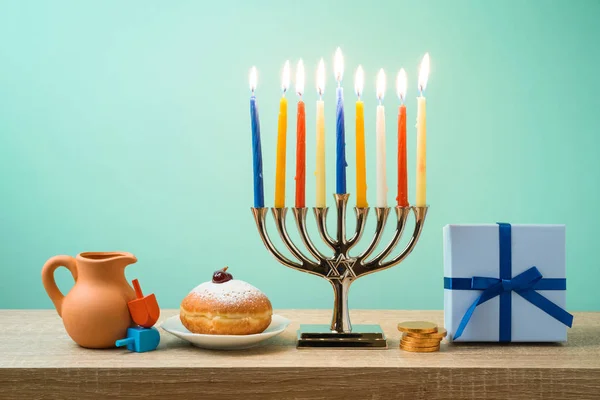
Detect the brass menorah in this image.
<box><xmin>251</xmin><ymin>193</ymin><xmax>428</xmax><ymax>348</ymax></box>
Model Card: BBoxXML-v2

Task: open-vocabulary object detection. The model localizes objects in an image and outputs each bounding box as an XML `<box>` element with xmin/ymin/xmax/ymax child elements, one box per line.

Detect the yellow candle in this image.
<box><xmin>416</xmin><ymin>53</ymin><xmax>430</xmax><ymax>207</ymax></box>
<box><xmin>355</xmin><ymin>65</ymin><xmax>367</xmax><ymax>208</ymax></box>
<box><xmin>315</xmin><ymin>59</ymin><xmax>326</xmax><ymax>208</ymax></box>
<box><xmin>416</xmin><ymin>96</ymin><xmax>426</xmax><ymax>206</ymax></box>
<box><xmin>275</xmin><ymin>61</ymin><xmax>290</xmax><ymax>208</ymax></box>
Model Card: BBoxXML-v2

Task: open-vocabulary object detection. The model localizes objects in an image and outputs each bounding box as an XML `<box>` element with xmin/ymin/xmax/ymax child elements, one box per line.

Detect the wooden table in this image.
<box><xmin>1</xmin><ymin>310</ymin><xmax>599</xmax><ymax>400</ymax></box>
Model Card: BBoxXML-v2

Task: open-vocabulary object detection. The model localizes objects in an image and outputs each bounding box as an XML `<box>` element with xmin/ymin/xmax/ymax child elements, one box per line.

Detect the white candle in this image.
<box><xmin>416</xmin><ymin>53</ymin><xmax>430</xmax><ymax>207</ymax></box>
<box><xmin>315</xmin><ymin>59</ymin><xmax>326</xmax><ymax>208</ymax></box>
<box><xmin>376</xmin><ymin>68</ymin><xmax>387</xmax><ymax>208</ymax></box>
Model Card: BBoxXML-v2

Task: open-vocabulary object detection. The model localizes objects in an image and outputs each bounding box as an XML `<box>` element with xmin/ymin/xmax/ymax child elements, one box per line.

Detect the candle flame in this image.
<box><xmin>249</xmin><ymin>66</ymin><xmax>257</xmax><ymax>92</ymax></box>
<box><xmin>355</xmin><ymin>65</ymin><xmax>364</xmax><ymax>98</ymax></box>
<box><xmin>396</xmin><ymin>68</ymin><xmax>407</xmax><ymax>102</ymax></box>
<box><xmin>282</xmin><ymin>60</ymin><xmax>290</xmax><ymax>94</ymax></box>
<box><xmin>418</xmin><ymin>53</ymin><xmax>430</xmax><ymax>94</ymax></box>
<box><xmin>334</xmin><ymin>47</ymin><xmax>344</xmax><ymax>83</ymax></box>
<box><xmin>296</xmin><ymin>59</ymin><xmax>305</xmax><ymax>97</ymax></box>
<box><xmin>317</xmin><ymin>58</ymin><xmax>325</xmax><ymax>96</ymax></box>
<box><xmin>376</xmin><ymin>68</ymin><xmax>386</xmax><ymax>101</ymax></box>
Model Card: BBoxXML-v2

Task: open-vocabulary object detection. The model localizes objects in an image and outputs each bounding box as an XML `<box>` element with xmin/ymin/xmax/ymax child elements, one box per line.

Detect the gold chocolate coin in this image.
<box><xmin>400</xmin><ymin>344</ymin><xmax>440</xmax><ymax>353</ymax></box>
<box><xmin>397</xmin><ymin>321</ymin><xmax>438</xmax><ymax>334</ymax></box>
<box><xmin>401</xmin><ymin>337</ymin><xmax>442</xmax><ymax>347</ymax></box>
<box><xmin>405</xmin><ymin>327</ymin><xmax>448</xmax><ymax>340</ymax></box>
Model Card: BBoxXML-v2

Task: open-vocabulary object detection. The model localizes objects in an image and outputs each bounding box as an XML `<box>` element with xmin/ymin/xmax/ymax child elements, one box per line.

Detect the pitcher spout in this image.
<box><xmin>113</xmin><ymin>252</ymin><xmax>137</xmax><ymax>268</ymax></box>
<box><xmin>78</xmin><ymin>251</ymin><xmax>137</xmax><ymax>268</ymax></box>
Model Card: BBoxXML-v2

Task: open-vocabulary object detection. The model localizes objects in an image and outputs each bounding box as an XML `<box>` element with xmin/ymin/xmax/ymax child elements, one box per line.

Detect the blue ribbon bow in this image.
<box><xmin>444</xmin><ymin>223</ymin><xmax>574</xmax><ymax>341</ymax></box>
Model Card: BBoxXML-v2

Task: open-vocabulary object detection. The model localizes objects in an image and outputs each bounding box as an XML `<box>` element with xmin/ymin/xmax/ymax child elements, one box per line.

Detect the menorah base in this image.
<box><xmin>296</xmin><ymin>325</ymin><xmax>387</xmax><ymax>349</ymax></box>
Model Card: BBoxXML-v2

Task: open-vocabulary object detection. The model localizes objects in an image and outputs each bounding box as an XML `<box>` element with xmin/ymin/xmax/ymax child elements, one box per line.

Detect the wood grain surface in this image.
<box><xmin>1</xmin><ymin>309</ymin><xmax>599</xmax><ymax>399</ymax></box>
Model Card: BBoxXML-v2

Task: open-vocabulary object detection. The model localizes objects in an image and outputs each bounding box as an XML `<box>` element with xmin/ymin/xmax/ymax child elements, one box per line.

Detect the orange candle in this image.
<box><xmin>295</xmin><ymin>60</ymin><xmax>306</xmax><ymax>208</ymax></box>
<box><xmin>396</xmin><ymin>69</ymin><xmax>409</xmax><ymax>207</ymax></box>
<box><xmin>295</xmin><ymin>101</ymin><xmax>306</xmax><ymax>207</ymax></box>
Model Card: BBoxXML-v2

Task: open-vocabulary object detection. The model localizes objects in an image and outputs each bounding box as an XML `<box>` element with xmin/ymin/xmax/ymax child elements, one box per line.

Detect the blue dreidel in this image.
<box><xmin>115</xmin><ymin>326</ymin><xmax>160</xmax><ymax>353</ymax></box>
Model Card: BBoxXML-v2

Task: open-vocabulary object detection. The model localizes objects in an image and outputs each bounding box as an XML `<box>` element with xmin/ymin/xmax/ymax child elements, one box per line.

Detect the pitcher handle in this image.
<box><xmin>41</xmin><ymin>255</ymin><xmax>78</xmax><ymax>317</ymax></box>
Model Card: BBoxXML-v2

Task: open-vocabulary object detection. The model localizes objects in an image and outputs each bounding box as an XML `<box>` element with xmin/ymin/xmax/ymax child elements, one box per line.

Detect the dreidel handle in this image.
<box><xmin>116</xmin><ymin>337</ymin><xmax>135</xmax><ymax>348</ymax></box>
<box><xmin>132</xmin><ymin>279</ymin><xmax>144</xmax><ymax>299</ymax></box>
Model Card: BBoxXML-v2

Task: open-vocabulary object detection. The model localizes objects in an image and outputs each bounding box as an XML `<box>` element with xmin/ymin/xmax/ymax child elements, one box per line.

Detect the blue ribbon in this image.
<box><xmin>444</xmin><ymin>222</ymin><xmax>573</xmax><ymax>341</ymax></box>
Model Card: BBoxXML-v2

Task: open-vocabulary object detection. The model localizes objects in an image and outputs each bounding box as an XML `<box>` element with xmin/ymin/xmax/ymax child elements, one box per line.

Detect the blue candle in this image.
<box><xmin>336</xmin><ymin>86</ymin><xmax>347</xmax><ymax>194</ymax></box>
<box><xmin>334</xmin><ymin>48</ymin><xmax>347</xmax><ymax>194</ymax></box>
<box><xmin>249</xmin><ymin>67</ymin><xmax>264</xmax><ymax>208</ymax></box>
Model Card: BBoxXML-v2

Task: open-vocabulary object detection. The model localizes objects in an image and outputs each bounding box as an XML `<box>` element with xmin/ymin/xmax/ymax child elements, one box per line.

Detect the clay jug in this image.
<box><xmin>42</xmin><ymin>252</ymin><xmax>137</xmax><ymax>348</ymax></box>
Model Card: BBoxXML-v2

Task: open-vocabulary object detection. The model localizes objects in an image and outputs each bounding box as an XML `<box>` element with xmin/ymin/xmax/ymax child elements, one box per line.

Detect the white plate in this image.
<box><xmin>160</xmin><ymin>314</ymin><xmax>291</xmax><ymax>350</ymax></box>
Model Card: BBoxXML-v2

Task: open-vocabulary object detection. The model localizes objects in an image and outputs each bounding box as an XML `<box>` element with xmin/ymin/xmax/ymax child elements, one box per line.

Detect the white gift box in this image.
<box><xmin>443</xmin><ymin>224</ymin><xmax>570</xmax><ymax>342</ymax></box>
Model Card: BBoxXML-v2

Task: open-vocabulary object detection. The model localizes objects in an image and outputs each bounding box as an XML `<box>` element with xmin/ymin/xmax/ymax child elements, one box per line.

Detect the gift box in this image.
<box><xmin>443</xmin><ymin>223</ymin><xmax>573</xmax><ymax>342</ymax></box>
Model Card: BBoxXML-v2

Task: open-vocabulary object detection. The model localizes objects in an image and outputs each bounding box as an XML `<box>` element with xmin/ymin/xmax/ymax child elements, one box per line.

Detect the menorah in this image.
<box><xmin>251</xmin><ymin>193</ymin><xmax>428</xmax><ymax>348</ymax></box>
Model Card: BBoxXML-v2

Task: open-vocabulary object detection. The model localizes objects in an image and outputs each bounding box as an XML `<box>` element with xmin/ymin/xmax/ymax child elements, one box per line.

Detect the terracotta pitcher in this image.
<box><xmin>42</xmin><ymin>252</ymin><xmax>137</xmax><ymax>348</ymax></box>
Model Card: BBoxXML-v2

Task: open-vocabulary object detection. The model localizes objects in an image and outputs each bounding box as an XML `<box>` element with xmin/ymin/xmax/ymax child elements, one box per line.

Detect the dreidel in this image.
<box><xmin>128</xmin><ymin>279</ymin><xmax>160</xmax><ymax>328</ymax></box>
<box><xmin>115</xmin><ymin>326</ymin><xmax>160</xmax><ymax>353</ymax></box>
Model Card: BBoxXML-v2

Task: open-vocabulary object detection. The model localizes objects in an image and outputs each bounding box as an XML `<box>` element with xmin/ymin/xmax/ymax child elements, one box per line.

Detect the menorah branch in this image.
<box><xmin>364</xmin><ymin>206</ymin><xmax>429</xmax><ymax>273</ymax></box>
<box><xmin>271</xmin><ymin>208</ymin><xmax>320</xmax><ymax>267</ymax></box>
<box><xmin>346</xmin><ymin>208</ymin><xmax>369</xmax><ymax>250</ymax></box>
<box><xmin>314</xmin><ymin>208</ymin><xmax>337</xmax><ymax>251</ymax></box>
<box><xmin>292</xmin><ymin>208</ymin><xmax>328</xmax><ymax>260</ymax></box>
<box><xmin>361</xmin><ymin>206</ymin><xmax>411</xmax><ymax>267</ymax></box>
<box><xmin>356</xmin><ymin>207</ymin><xmax>391</xmax><ymax>261</ymax></box>
<box><xmin>253</xmin><ymin>207</ymin><xmax>328</xmax><ymax>277</ymax></box>
<box><xmin>251</xmin><ymin>208</ymin><xmax>302</xmax><ymax>270</ymax></box>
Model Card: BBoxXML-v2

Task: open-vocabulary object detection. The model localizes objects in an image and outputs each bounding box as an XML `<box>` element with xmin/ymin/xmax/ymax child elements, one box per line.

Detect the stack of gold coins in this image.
<box><xmin>397</xmin><ymin>321</ymin><xmax>447</xmax><ymax>352</ymax></box>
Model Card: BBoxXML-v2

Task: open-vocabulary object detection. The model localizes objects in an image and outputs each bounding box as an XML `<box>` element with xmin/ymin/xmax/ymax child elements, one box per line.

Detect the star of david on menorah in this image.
<box><xmin>251</xmin><ymin>193</ymin><xmax>428</xmax><ymax>348</ymax></box>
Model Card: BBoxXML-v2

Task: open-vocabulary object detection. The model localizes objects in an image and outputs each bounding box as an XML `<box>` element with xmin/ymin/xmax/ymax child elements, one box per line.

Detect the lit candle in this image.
<box><xmin>376</xmin><ymin>69</ymin><xmax>387</xmax><ymax>208</ymax></box>
<box><xmin>355</xmin><ymin>65</ymin><xmax>367</xmax><ymax>208</ymax></box>
<box><xmin>315</xmin><ymin>59</ymin><xmax>326</xmax><ymax>207</ymax></box>
<box><xmin>274</xmin><ymin>60</ymin><xmax>290</xmax><ymax>208</ymax></box>
<box><xmin>249</xmin><ymin>67</ymin><xmax>264</xmax><ymax>208</ymax></box>
<box><xmin>416</xmin><ymin>53</ymin><xmax>429</xmax><ymax>207</ymax></box>
<box><xmin>295</xmin><ymin>59</ymin><xmax>306</xmax><ymax>208</ymax></box>
<box><xmin>334</xmin><ymin>47</ymin><xmax>347</xmax><ymax>194</ymax></box>
<box><xmin>396</xmin><ymin>68</ymin><xmax>408</xmax><ymax>207</ymax></box>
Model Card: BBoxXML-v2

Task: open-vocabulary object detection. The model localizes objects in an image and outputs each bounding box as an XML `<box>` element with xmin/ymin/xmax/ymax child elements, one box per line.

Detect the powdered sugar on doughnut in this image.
<box><xmin>190</xmin><ymin>279</ymin><xmax>265</xmax><ymax>305</ymax></box>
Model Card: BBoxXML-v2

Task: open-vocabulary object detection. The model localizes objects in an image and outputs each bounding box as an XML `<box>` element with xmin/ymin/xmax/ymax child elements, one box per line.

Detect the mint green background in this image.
<box><xmin>1</xmin><ymin>0</ymin><xmax>599</xmax><ymax>311</ymax></box>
